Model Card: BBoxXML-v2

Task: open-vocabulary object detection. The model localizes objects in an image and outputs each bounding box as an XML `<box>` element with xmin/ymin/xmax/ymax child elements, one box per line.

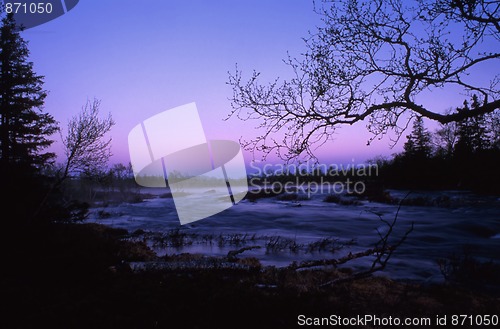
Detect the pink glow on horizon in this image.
<box><xmin>18</xmin><ymin>1</ymin><xmax>496</xmax><ymax>170</ymax></box>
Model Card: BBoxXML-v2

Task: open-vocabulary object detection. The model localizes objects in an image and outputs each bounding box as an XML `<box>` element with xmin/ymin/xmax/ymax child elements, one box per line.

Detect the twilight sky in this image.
<box><xmin>16</xmin><ymin>0</ymin><xmax>494</xmax><ymax>168</ymax></box>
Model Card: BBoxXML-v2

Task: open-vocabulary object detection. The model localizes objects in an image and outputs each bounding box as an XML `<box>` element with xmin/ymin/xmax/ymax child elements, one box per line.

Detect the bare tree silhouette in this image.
<box><xmin>34</xmin><ymin>98</ymin><xmax>114</xmax><ymax>220</ymax></box>
<box><xmin>228</xmin><ymin>0</ymin><xmax>499</xmax><ymax>161</ymax></box>
<box><xmin>60</xmin><ymin>98</ymin><xmax>115</xmax><ymax>182</ymax></box>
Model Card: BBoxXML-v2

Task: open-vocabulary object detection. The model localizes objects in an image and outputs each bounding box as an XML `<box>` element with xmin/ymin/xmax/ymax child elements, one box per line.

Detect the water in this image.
<box><xmin>88</xmin><ymin>188</ymin><xmax>500</xmax><ymax>283</ymax></box>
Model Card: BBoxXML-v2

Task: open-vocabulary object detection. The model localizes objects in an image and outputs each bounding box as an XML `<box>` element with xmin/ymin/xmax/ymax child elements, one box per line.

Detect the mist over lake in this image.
<box><xmin>88</xmin><ymin>187</ymin><xmax>500</xmax><ymax>283</ymax></box>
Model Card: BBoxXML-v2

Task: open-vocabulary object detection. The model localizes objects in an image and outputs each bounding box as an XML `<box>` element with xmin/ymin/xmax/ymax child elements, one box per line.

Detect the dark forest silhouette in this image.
<box><xmin>376</xmin><ymin>97</ymin><xmax>500</xmax><ymax>193</ymax></box>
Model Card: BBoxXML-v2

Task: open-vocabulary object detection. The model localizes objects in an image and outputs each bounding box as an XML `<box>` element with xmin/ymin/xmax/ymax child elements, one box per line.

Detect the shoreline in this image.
<box><xmin>86</xmin><ymin>187</ymin><xmax>500</xmax><ymax>286</ymax></box>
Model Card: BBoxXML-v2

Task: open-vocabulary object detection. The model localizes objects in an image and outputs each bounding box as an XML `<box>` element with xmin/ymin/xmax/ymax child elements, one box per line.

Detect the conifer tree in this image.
<box><xmin>0</xmin><ymin>13</ymin><xmax>58</xmax><ymax>223</ymax></box>
<box><xmin>455</xmin><ymin>95</ymin><xmax>489</xmax><ymax>157</ymax></box>
<box><xmin>0</xmin><ymin>13</ymin><xmax>58</xmax><ymax>176</ymax></box>
<box><xmin>403</xmin><ymin>116</ymin><xmax>433</xmax><ymax>160</ymax></box>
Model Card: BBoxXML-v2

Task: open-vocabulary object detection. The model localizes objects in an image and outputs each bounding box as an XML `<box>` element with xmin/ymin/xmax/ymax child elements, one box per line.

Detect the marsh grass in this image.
<box><xmin>4</xmin><ymin>222</ymin><xmax>499</xmax><ymax>329</ymax></box>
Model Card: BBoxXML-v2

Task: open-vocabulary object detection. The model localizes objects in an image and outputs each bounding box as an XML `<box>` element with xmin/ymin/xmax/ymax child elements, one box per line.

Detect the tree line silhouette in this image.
<box><xmin>374</xmin><ymin>96</ymin><xmax>499</xmax><ymax>193</ymax></box>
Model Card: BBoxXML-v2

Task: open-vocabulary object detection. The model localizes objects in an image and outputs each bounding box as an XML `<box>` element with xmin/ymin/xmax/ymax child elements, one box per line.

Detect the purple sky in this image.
<box><xmin>19</xmin><ymin>0</ymin><xmax>496</xmax><ymax>168</ymax></box>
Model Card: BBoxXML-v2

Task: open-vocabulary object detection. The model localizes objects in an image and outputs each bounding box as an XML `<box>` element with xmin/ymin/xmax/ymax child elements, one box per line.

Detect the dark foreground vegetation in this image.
<box><xmin>3</xmin><ymin>222</ymin><xmax>500</xmax><ymax>329</ymax></box>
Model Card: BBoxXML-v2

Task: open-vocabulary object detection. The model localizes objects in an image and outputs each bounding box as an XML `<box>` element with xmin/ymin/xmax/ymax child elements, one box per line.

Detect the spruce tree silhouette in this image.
<box><xmin>0</xmin><ymin>13</ymin><xmax>58</xmax><ymax>224</ymax></box>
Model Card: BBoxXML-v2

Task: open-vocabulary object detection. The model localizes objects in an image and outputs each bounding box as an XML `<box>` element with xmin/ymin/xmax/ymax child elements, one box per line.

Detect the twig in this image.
<box><xmin>288</xmin><ymin>191</ymin><xmax>414</xmax><ymax>287</ymax></box>
<box><xmin>227</xmin><ymin>246</ymin><xmax>261</xmax><ymax>261</ymax></box>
